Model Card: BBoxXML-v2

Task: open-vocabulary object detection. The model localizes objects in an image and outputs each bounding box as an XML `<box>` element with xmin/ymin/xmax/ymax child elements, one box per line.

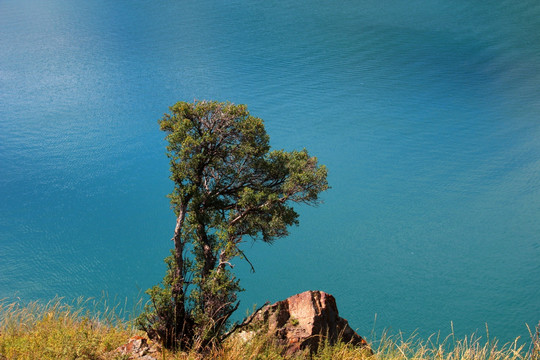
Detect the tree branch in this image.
<box><xmin>237</xmin><ymin>247</ymin><xmax>256</xmax><ymax>273</ymax></box>
<box><xmin>229</xmin><ymin>194</ymin><xmax>290</xmax><ymax>226</ymax></box>
<box><xmin>220</xmin><ymin>301</ymin><xmax>270</xmax><ymax>342</ymax></box>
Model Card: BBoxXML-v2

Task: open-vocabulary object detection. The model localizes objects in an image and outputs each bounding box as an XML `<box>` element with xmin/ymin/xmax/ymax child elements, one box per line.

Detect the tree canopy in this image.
<box><xmin>137</xmin><ymin>100</ymin><xmax>328</xmax><ymax>350</ymax></box>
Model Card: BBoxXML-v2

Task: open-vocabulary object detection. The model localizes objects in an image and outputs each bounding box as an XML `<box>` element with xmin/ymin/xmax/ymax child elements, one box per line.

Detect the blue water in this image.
<box><xmin>1</xmin><ymin>0</ymin><xmax>539</xmax><ymax>343</ymax></box>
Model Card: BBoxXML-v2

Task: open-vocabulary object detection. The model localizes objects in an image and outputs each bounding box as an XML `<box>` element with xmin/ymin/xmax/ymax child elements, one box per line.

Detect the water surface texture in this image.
<box><xmin>1</xmin><ymin>0</ymin><xmax>539</xmax><ymax>342</ymax></box>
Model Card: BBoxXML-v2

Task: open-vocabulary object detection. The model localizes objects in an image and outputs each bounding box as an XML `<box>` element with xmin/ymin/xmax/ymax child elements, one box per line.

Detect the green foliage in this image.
<box><xmin>138</xmin><ymin>100</ymin><xmax>329</xmax><ymax>351</ymax></box>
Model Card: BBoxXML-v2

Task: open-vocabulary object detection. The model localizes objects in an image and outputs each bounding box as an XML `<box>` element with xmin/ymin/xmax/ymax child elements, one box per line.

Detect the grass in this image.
<box><xmin>0</xmin><ymin>299</ymin><xmax>538</xmax><ymax>360</ymax></box>
<box><xmin>0</xmin><ymin>297</ymin><xmax>133</xmax><ymax>360</ymax></box>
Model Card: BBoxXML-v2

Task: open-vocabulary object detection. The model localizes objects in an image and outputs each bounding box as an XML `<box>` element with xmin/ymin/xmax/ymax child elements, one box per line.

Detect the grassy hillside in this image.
<box><xmin>0</xmin><ymin>299</ymin><xmax>538</xmax><ymax>360</ymax></box>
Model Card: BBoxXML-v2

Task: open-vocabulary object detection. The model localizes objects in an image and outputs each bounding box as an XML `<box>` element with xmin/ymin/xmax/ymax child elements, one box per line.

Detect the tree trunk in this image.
<box><xmin>172</xmin><ymin>206</ymin><xmax>188</xmax><ymax>347</ymax></box>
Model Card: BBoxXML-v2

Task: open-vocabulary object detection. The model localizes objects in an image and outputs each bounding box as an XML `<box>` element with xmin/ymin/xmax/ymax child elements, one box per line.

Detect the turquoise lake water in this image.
<box><xmin>1</xmin><ymin>0</ymin><xmax>539</xmax><ymax>343</ymax></box>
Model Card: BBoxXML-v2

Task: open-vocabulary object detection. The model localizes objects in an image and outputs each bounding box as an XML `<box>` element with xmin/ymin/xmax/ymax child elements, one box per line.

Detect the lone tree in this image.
<box><xmin>137</xmin><ymin>100</ymin><xmax>328</xmax><ymax>350</ymax></box>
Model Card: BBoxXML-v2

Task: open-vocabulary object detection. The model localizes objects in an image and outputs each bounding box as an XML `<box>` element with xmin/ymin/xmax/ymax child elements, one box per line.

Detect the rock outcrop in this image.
<box><xmin>106</xmin><ymin>335</ymin><xmax>160</xmax><ymax>360</ymax></box>
<box><xmin>237</xmin><ymin>290</ymin><xmax>371</xmax><ymax>355</ymax></box>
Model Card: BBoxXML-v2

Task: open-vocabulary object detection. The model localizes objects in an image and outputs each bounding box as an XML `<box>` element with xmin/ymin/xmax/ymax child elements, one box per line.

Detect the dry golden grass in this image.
<box><xmin>1</xmin><ymin>299</ymin><xmax>538</xmax><ymax>360</ymax></box>
<box><xmin>142</xmin><ymin>325</ymin><xmax>540</xmax><ymax>360</ymax></box>
<box><xmin>0</xmin><ymin>298</ymin><xmax>134</xmax><ymax>360</ymax></box>
<box><xmin>368</xmin><ymin>328</ymin><xmax>530</xmax><ymax>360</ymax></box>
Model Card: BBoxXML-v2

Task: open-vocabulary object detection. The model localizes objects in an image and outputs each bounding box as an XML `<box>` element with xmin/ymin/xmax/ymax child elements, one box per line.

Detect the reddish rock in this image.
<box><xmin>110</xmin><ymin>335</ymin><xmax>160</xmax><ymax>360</ymax></box>
<box><xmin>242</xmin><ymin>290</ymin><xmax>371</xmax><ymax>355</ymax></box>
